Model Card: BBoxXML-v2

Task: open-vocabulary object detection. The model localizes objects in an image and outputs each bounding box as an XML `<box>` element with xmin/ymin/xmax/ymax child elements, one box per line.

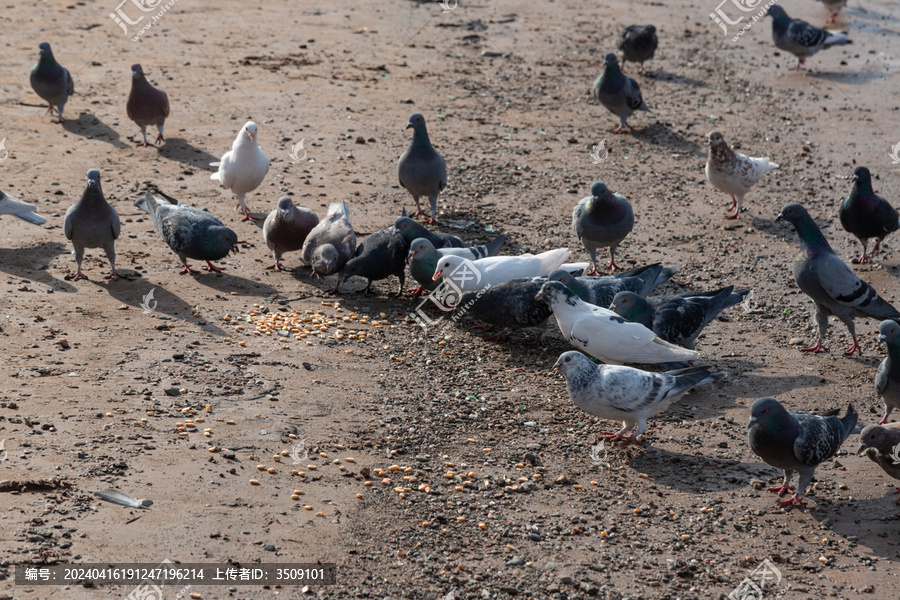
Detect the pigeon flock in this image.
<box><xmin>13</xmin><ymin>0</ymin><xmax>898</xmax><ymax>523</ymax></box>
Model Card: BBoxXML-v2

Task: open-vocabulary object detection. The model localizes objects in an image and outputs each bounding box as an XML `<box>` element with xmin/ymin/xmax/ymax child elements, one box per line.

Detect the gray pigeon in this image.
<box><xmin>619</xmin><ymin>25</ymin><xmax>657</xmax><ymax>74</ymax></box>
<box><xmin>875</xmin><ymin>320</ymin><xmax>900</xmax><ymax>425</ymax></box>
<box><xmin>553</xmin><ymin>351</ymin><xmax>723</xmax><ymax>447</ymax></box>
<box><xmin>134</xmin><ymin>188</ymin><xmax>238</xmax><ymax>274</ymax></box>
<box><xmin>610</xmin><ymin>286</ymin><xmax>750</xmax><ymax>349</ymax></box>
<box><xmin>458</xmin><ymin>277</ymin><xmax>551</xmax><ymax>342</ymax></box>
<box><xmin>856</xmin><ymin>423</ymin><xmax>900</xmax><ymax>506</ymax></box>
<box><xmin>839</xmin><ymin>167</ymin><xmax>899</xmax><ymax>264</ymax></box>
<box><xmin>547</xmin><ymin>263</ymin><xmax>677</xmax><ymax>307</ymax></box>
<box><xmin>394</xmin><ymin>216</ymin><xmax>467</xmax><ymax>249</ymax></box>
<box><xmin>0</xmin><ymin>190</ymin><xmax>46</xmax><ymax>225</ymax></box>
<box><xmin>766</xmin><ymin>5</ymin><xmax>851</xmax><ymax>70</ymax></box>
<box><xmin>572</xmin><ymin>182</ymin><xmax>634</xmax><ymax>274</ymax></box>
<box><xmin>343</xmin><ymin>226</ymin><xmax>408</xmax><ymax>295</ymax></box>
<box><xmin>748</xmin><ymin>397</ymin><xmax>857</xmax><ymax>505</ymax></box>
<box><xmin>776</xmin><ymin>202</ymin><xmax>900</xmax><ymax>355</ymax></box>
<box><xmin>592</xmin><ymin>53</ymin><xmax>649</xmax><ymax>134</ymax></box>
<box><xmin>64</xmin><ymin>169</ymin><xmax>122</xmax><ymax>280</ymax></box>
<box><xmin>30</xmin><ymin>42</ymin><xmax>74</xmax><ymax>123</ymax></box>
<box><xmin>262</xmin><ymin>197</ymin><xmax>319</xmax><ymax>271</ymax></box>
<box><xmin>397</xmin><ymin>113</ymin><xmax>447</xmax><ymax>224</ymax></box>
<box><xmin>407</xmin><ymin>234</ymin><xmax>506</xmax><ymax>294</ymax></box>
<box><xmin>126</xmin><ymin>64</ymin><xmax>170</xmax><ymax>147</ymax></box>
<box><xmin>301</xmin><ymin>200</ymin><xmax>356</xmax><ymax>294</ymax></box>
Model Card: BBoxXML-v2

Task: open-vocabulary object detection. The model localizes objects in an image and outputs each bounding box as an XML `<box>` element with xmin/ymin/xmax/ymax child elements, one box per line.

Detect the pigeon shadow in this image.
<box><xmin>194</xmin><ymin>271</ymin><xmax>279</xmax><ymax>297</ymax></box>
<box><xmin>650</xmin><ymin>69</ymin><xmax>708</xmax><ymax>88</ymax></box>
<box><xmin>631</xmin><ymin>122</ymin><xmax>703</xmax><ymax>155</ymax></box>
<box><xmin>62</xmin><ymin>113</ymin><xmax>131</xmax><ymax>149</ymax></box>
<box><xmin>0</xmin><ymin>242</ymin><xmax>76</xmax><ymax>292</ymax></box>
<box><xmin>156</xmin><ymin>138</ymin><xmax>222</xmax><ymax>170</ymax></box>
<box><xmin>719</xmin><ymin>371</ymin><xmax>826</xmax><ymax>400</ymax></box>
<box><xmin>623</xmin><ymin>446</ymin><xmax>748</xmax><ymax>492</ymax></box>
<box><xmin>806</xmin><ymin>492</ymin><xmax>900</xmax><ymax>563</ymax></box>
<box><xmin>846</xmin><ymin>6</ymin><xmax>900</xmax><ymax>26</ymax></box>
<box><xmin>807</xmin><ymin>71</ymin><xmax>891</xmax><ymax>85</ymax></box>
<box><xmin>99</xmin><ymin>279</ymin><xmax>226</xmax><ymax>336</ymax></box>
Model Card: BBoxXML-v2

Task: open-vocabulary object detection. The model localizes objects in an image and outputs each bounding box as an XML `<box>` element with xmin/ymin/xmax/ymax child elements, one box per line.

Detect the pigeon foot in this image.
<box><xmin>801</xmin><ymin>341</ymin><xmax>828</xmax><ymax>353</ymax></box>
<box><xmin>203</xmin><ymin>261</ymin><xmax>226</xmax><ymax>272</ymax></box>
<box><xmin>844</xmin><ymin>337</ymin><xmax>862</xmax><ymax>356</ymax></box>
<box><xmin>179</xmin><ymin>267</ymin><xmax>200</xmax><ymax>275</ymax></box>
<box><xmin>768</xmin><ymin>483</ymin><xmax>795</xmax><ymax>496</ymax></box>
<box><xmin>104</xmin><ymin>270</ymin><xmax>127</xmax><ymax>280</ymax></box>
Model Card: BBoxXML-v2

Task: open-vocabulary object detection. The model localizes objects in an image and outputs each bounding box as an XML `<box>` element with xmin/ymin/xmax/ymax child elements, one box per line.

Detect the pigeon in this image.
<box><xmin>548</xmin><ymin>263</ymin><xmax>677</xmax><ymax>307</ymax></box>
<box><xmin>875</xmin><ymin>320</ymin><xmax>900</xmax><ymax>425</ymax></box>
<box><xmin>458</xmin><ymin>277</ymin><xmax>552</xmax><ymax>342</ymax></box>
<box><xmin>0</xmin><ymin>190</ymin><xmax>46</xmax><ymax>225</ymax></box>
<box><xmin>535</xmin><ymin>281</ymin><xmax>699</xmax><ymax>365</ymax></box>
<box><xmin>619</xmin><ymin>25</ymin><xmax>657</xmax><ymax>74</ymax></box>
<box><xmin>592</xmin><ymin>53</ymin><xmax>649</xmax><ymax>134</ymax></box>
<box><xmin>553</xmin><ymin>351</ymin><xmax>723</xmax><ymax>447</ymax></box>
<box><xmin>432</xmin><ymin>249</ymin><xmax>571</xmax><ymax>293</ymax></box>
<box><xmin>610</xmin><ymin>286</ymin><xmax>750</xmax><ymax>349</ymax></box>
<box><xmin>705</xmin><ymin>131</ymin><xmax>778</xmax><ymax>219</ymax></box>
<box><xmin>748</xmin><ymin>397</ymin><xmax>857</xmax><ymax>505</ymax></box>
<box><xmin>126</xmin><ymin>64</ymin><xmax>170</xmax><ymax>147</ymax></box>
<box><xmin>397</xmin><ymin>114</ymin><xmax>447</xmax><ymax>224</ymax></box>
<box><xmin>262</xmin><ymin>197</ymin><xmax>320</xmax><ymax>271</ymax></box>
<box><xmin>210</xmin><ymin>121</ymin><xmax>269</xmax><ymax>221</ymax></box>
<box><xmin>301</xmin><ymin>200</ymin><xmax>356</xmax><ymax>294</ymax></box>
<box><xmin>856</xmin><ymin>423</ymin><xmax>900</xmax><ymax>505</ymax></box>
<box><xmin>776</xmin><ymin>202</ymin><xmax>900</xmax><ymax>355</ymax></box>
<box><xmin>30</xmin><ymin>42</ymin><xmax>74</xmax><ymax>123</ymax></box>
<box><xmin>134</xmin><ymin>189</ymin><xmax>238</xmax><ymax>275</ymax></box>
<box><xmin>343</xmin><ymin>226</ymin><xmax>408</xmax><ymax>295</ymax></box>
<box><xmin>64</xmin><ymin>169</ymin><xmax>122</xmax><ymax>280</ymax></box>
<box><xmin>572</xmin><ymin>182</ymin><xmax>634</xmax><ymax>274</ymax></box>
<box><xmin>766</xmin><ymin>5</ymin><xmax>851</xmax><ymax>71</ymax></box>
<box><xmin>817</xmin><ymin>0</ymin><xmax>847</xmax><ymax>25</ymax></box>
<box><xmin>839</xmin><ymin>167</ymin><xmax>898</xmax><ymax>264</ymax></box>
<box><xmin>407</xmin><ymin>235</ymin><xmax>506</xmax><ymax>294</ymax></box>
<box><xmin>394</xmin><ymin>216</ymin><xmax>467</xmax><ymax>249</ymax></box>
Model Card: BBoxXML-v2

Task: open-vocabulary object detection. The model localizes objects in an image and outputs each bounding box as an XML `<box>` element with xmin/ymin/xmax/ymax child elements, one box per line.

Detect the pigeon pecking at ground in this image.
<box><xmin>262</xmin><ymin>197</ymin><xmax>319</xmax><ymax>271</ymax></box>
<box><xmin>394</xmin><ymin>215</ymin><xmax>467</xmax><ymax>249</ymax></box>
<box><xmin>210</xmin><ymin>121</ymin><xmax>269</xmax><ymax>222</ymax></box>
<box><xmin>748</xmin><ymin>397</ymin><xmax>857</xmax><ymax>506</ymax></box>
<box><xmin>765</xmin><ymin>5</ymin><xmax>851</xmax><ymax>71</ymax></box>
<box><xmin>592</xmin><ymin>53</ymin><xmax>649</xmax><ymax>134</ymax></box>
<box><xmin>457</xmin><ymin>277</ymin><xmax>553</xmax><ymax>343</ymax></box>
<box><xmin>875</xmin><ymin>320</ymin><xmax>900</xmax><ymax>425</ymax></box>
<box><xmin>776</xmin><ymin>202</ymin><xmax>900</xmax><ymax>355</ymax></box>
<box><xmin>343</xmin><ymin>225</ymin><xmax>408</xmax><ymax>295</ymax></box>
<box><xmin>705</xmin><ymin>131</ymin><xmax>778</xmax><ymax>219</ymax></box>
<box><xmin>572</xmin><ymin>182</ymin><xmax>634</xmax><ymax>274</ymax></box>
<box><xmin>817</xmin><ymin>0</ymin><xmax>847</xmax><ymax>25</ymax></box>
<box><xmin>64</xmin><ymin>169</ymin><xmax>122</xmax><ymax>280</ymax></box>
<box><xmin>547</xmin><ymin>263</ymin><xmax>676</xmax><ymax>308</ymax></box>
<box><xmin>553</xmin><ymin>351</ymin><xmax>723</xmax><ymax>447</ymax></box>
<box><xmin>29</xmin><ymin>42</ymin><xmax>74</xmax><ymax>123</ymax></box>
<box><xmin>856</xmin><ymin>423</ymin><xmax>900</xmax><ymax>506</ymax></box>
<box><xmin>432</xmin><ymin>249</ymin><xmax>571</xmax><ymax>293</ymax></box>
<box><xmin>619</xmin><ymin>25</ymin><xmax>657</xmax><ymax>74</ymax></box>
<box><xmin>397</xmin><ymin>114</ymin><xmax>447</xmax><ymax>224</ymax></box>
<box><xmin>839</xmin><ymin>166</ymin><xmax>898</xmax><ymax>264</ymax></box>
<box><xmin>407</xmin><ymin>235</ymin><xmax>506</xmax><ymax>294</ymax></box>
<box><xmin>0</xmin><ymin>190</ymin><xmax>47</xmax><ymax>225</ymax></box>
<box><xmin>301</xmin><ymin>200</ymin><xmax>356</xmax><ymax>294</ymax></box>
<box><xmin>126</xmin><ymin>64</ymin><xmax>170</xmax><ymax>147</ymax></box>
<box><xmin>134</xmin><ymin>188</ymin><xmax>238</xmax><ymax>275</ymax></box>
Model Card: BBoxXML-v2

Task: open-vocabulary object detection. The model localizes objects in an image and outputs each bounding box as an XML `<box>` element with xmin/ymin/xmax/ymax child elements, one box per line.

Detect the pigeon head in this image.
<box><xmin>747</xmin><ymin>397</ymin><xmax>788</xmax><ymax>429</ymax></box>
<box><xmin>277</xmin><ymin>196</ymin><xmax>295</xmax><ymax>219</ymax></box>
<box><xmin>38</xmin><ymin>42</ymin><xmax>52</xmax><ymax>57</ymax></box>
<box><xmin>432</xmin><ymin>255</ymin><xmax>472</xmax><ymax>281</ymax></box>
<box><xmin>850</xmin><ymin>166</ymin><xmax>870</xmax><ymax>184</ymax></box>
<box><xmin>644</xmin><ymin>25</ymin><xmax>656</xmax><ymax>34</ymax></box>
<box><xmin>131</xmin><ymin>64</ymin><xmax>144</xmax><ymax>79</ymax></box>
<box><xmin>856</xmin><ymin>424</ymin><xmax>891</xmax><ymax>455</ymax></box>
<box><xmin>547</xmin><ymin>269</ymin><xmax>575</xmax><ymax>286</ymax></box>
<box><xmin>775</xmin><ymin>202</ymin><xmax>809</xmax><ymax>225</ymax></box>
<box><xmin>766</xmin><ymin>5</ymin><xmax>788</xmax><ymax>20</ymax></box>
<box><xmin>552</xmin><ymin>351</ymin><xmax>593</xmax><ymax>376</ymax></box>
<box><xmin>590</xmin><ymin>182</ymin><xmax>610</xmax><ymax>199</ymax></box>
<box><xmin>206</xmin><ymin>226</ymin><xmax>240</xmax><ymax>258</ymax></box>
<box><xmin>86</xmin><ymin>169</ymin><xmax>101</xmax><ymax>188</ymax></box>
<box><xmin>407</xmin><ymin>237</ymin><xmax>436</xmax><ymax>262</ymax></box>
<box><xmin>707</xmin><ymin>131</ymin><xmax>725</xmax><ymax>147</ymax></box>
<box><xmin>406</xmin><ymin>113</ymin><xmax>426</xmax><ymax>131</ymax></box>
<box><xmin>878</xmin><ymin>319</ymin><xmax>900</xmax><ymax>344</ymax></box>
<box><xmin>535</xmin><ymin>281</ymin><xmax>577</xmax><ymax>306</ymax></box>
<box><xmin>312</xmin><ymin>244</ymin><xmax>339</xmax><ymax>275</ymax></box>
<box><xmin>602</xmin><ymin>53</ymin><xmax>620</xmax><ymax>71</ymax></box>
<box><xmin>610</xmin><ymin>291</ymin><xmax>652</xmax><ymax>326</ymax></box>
<box><xmin>243</xmin><ymin>121</ymin><xmax>259</xmax><ymax>143</ymax></box>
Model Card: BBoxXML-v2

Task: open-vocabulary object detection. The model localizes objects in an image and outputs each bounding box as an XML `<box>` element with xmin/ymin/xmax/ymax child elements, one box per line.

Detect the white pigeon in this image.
<box><xmin>705</xmin><ymin>131</ymin><xmax>778</xmax><ymax>220</ymax></box>
<box><xmin>0</xmin><ymin>190</ymin><xmax>46</xmax><ymax>225</ymax></box>
<box><xmin>536</xmin><ymin>281</ymin><xmax>698</xmax><ymax>364</ymax></box>
<box><xmin>553</xmin><ymin>351</ymin><xmax>724</xmax><ymax>446</ymax></box>
<box><xmin>210</xmin><ymin>121</ymin><xmax>269</xmax><ymax>222</ymax></box>
<box><xmin>432</xmin><ymin>248</ymin><xmax>570</xmax><ymax>292</ymax></box>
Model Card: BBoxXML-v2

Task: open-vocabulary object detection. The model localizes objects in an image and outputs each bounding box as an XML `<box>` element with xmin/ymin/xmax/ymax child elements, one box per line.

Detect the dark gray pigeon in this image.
<box><xmin>397</xmin><ymin>114</ymin><xmax>447</xmax><ymax>224</ymax></box>
<box><xmin>394</xmin><ymin>216</ymin><xmax>467</xmax><ymax>249</ymax></box>
<box><xmin>262</xmin><ymin>197</ymin><xmax>319</xmax><ymax>271</ymax></box>
<box><xmin>592</xmin><ymin>53</ymin><xmax>649</xmax><ymax>134</ymax></box>
<box><xmin>748</xmin><ymin>397</ymin><xmax>857</xmax><ymax>505</ymax></box>
<box><xmin>0</xmin><ymin>190</ymin><xmax>46</xmax><ymax>225</ymax></box>
<box><xmin>547</xmin><ymin>263</ymin><xmax>676</xmax><ymax>307</ymax></box>
<box><xmin>766</xmin><ymin>5</ymin><xmax>851</xmax><ymax>70</ymax></box>
<box><xmin>301</xmin><ymin>200</ymin><xmax>356</xmax><ymax>294</ymax></box>
<box><xmin>30</xmin><ymin>42</ymin><xmax>74</xmax><ymax>123</ymax></box>
<box><xmin>839</xmin><ymin>167</ymin><xmax>898</xmax><ymax>264</ymax></box>
<box><xmin>407</xmin><ymin>234</ymin><xmax>506</xmax><ymax>294</ymax></box>
<box><xmin>343</xmin><ymin>226</ymin><xmax>408</xmax><ymax>295</ymax></box>
<box><xmin>875</xmin><ymin>320</ymin><xmax>900</xmax><ymax>425</ymax></box>
<box><xmin>134</xmin><ymin>188</ymin><xmax>238</xmax><ymax>275</ymax></box>
<box><xmin>776</xmin><ymin>202</ymin><xmax>900</xmax><ymax>355</ymax></box>
<box><xmin>856</xmin><ymin>423</ymin><xmax>900</xmax><ymax>506</ymax></box>
<box><xmin>458</xmin><ymin>277</ymin><xmax>551</xmax><ymax>342</ymax></box>
<box><xmin>610</xmin><ymin>286</ymin><xmax>750</xmax><ymax>349</ymax></box>
<box><xmin>126</xmin><ymin>64</ymin><xmax>170</xmax><ymax>147</ymax></box>
<box><xmin>572</xmin><ymin>182</ymin><xmax>634</xmax><ymax>274</ymax></box>
<box><xmin>64</xmin><ymin>169</ymin><xmax>122</xmax><ymax>280</ymax></box>
<box><xmin>619</xmin><ymin>25</ymin><xmax>657</xmax><ymax>74</ymax></box>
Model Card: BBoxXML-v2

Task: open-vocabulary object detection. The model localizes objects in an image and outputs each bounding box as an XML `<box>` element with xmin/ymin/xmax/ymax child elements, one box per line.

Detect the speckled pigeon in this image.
<box><xmin>397</xmin><ymin>113</ymin><xmax>447</xmax><ymax>224</ymax></box>
<box><xmin>30</xmin><ymin>42</ymin><xmax>74</xmax><ymax>123</ymax></box>
<box><xmin>619</xmin><ymin>25</ymin><xmax>657</xmax><ymax>74</ymax></box>
<box><xmin>592</xmin><ymin>53</ymin><xmax>649</xmax><ymax>134</ymax></box>
<box><xmin>407</xmin><ymin>234</ymin><xmax>506</xmax><ymax>294</ymax></box>
<box><xmin>839</xmin><ymin>167</ymin><xmax>898</xmax><ymax>264</ymax></box>
<box><xmin>875</xmin><ymin>320</ymin><xmax>900</xmax><ymax>425</ymax></box>
<box><xmin>210</xmin><ymin>121</ymin><xmax>269</xmax><ymax>222</ymax></box>
<box><xmin>64</xmin><ymin>169</ymin><xmax>122</xmax><ymax>280</ymax></box>
<box><xmin>572</xmin><ymin>182</ymin><xmax>634</xmax><ymax>274</ymax></box>
<box><xmin>301</xmin><ymin>200</ymin><xmax>356</xmax><ymax>294</ymax></box>
<box><xmin>547</xmin><ymin>263</ymin><xmax>677</xmax><ymax>307</ymax></box>
<box><xmin>262</xmin><ymin>196</ymin><xmax>319</xmax><ymax>271</ymax></box>
<box><xmin>766</xmin><ymin>5</ymin><xmax>851</xmax><ymax>70</ymax></box>
<box><xmin>126</xmin><ymin>64</ymin><xmax>170</xmax><ymax>147</ymax></box>
<box><xmin>706</xmin><ymin>131</ymin><xmax>778</xmax><ymax>220</ymax></box>
<box><xmin>343</xmin><ymin>226</ymin><xmax>408</xmax><ymax>295</ymax></box>
<box><xmin>394</xmin><ymin>215</ymin><xmax>467</xmax><ymax>249</ymax></box>
<box><xmin>856</xmin><ymin>423</ymin><xmax>900</xmax><ymax>505</ymax></box>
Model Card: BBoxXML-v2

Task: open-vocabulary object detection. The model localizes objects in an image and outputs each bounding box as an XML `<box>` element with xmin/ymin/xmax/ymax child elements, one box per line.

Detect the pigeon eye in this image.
<box><xmin>564</xmin><ymin>356</ymin><xmax>571</xmax><ymax>362</ymax></box>
<box><xmin>760</xmin><ymin>408</ymin><xmax>768</xmax><ymax>414</ymax></box>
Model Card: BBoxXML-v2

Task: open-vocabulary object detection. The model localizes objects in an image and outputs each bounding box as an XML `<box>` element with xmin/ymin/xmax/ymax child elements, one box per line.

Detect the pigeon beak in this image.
<box><xmin>408</xmin><ymin>251</ymin><xmax>417</xmax><ymax>262</ymax></box>
<box><xmin>248</xmin><ymin>132</ymin><xmax>256</xmax><ymax>142</ymax></box>
<box><xmin>879</xmin><ymin>334</ymin><xmax>887</xmax><ymax>343</ymax></box>
<box><xmin>851</xmin><ymin>174</ymin><xmax>859</xmax><ymax>183</ymax></box>
<box><xmin>432</xmin><ymin>270</ymin><xmax>443</xmax><ymax>281</ymax></box>
<box><xmin>748</xmin><ymin>416</ymin><xmax>758</xmax><ymax>427</ymax></box>
<box><xmin>775</xmin><ymin>212</ymin><xmax>784</xmax><ymax>222</ymax></box>
<box><xmin>535</xmin><ymin>291</ymin><xmax>545</xmax><ymax>302</ymax></box>
<box><xmin>231</xmin><ymin>243</ymin><xmax>240</xmax><ymax>255</ymax></box>
<box><xmin>132</xmin><ymin>70</ymin><xmax>138</xmax><ymax>78</ymax></box>
<box><xmin>406</xmin><ymin>122</ymin><xmax>414</xmax><ymax>130</ymax></box>
<box><xmin>856</xmin><ymin>443</ymin><xmax>868</xmax><ymax>455</ymax></box>
<box><xmin>280</xmin><ymin>208</ymin><xmax>291</xmax><ymax>219</ymax></box>
<box><xmin>87</xmin><ymin>178</ymin><xmax>97</xmax><ymax>188</ymax></box>
<box><xmin>551</xmin><ymin>362</ymin><xmax>561</xmax><ymax>374</ymax></box>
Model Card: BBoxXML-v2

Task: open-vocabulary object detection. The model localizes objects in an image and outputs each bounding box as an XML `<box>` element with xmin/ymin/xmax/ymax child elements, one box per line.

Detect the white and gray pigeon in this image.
<box><xmin>592</xmin><ymin>53</ymin><xmax>649</xmax><ymax>134</ymax></box>
<box><xmin>432</xmin><ymin>249</ymin><xmax>571</xmax><ymax>293</ymax></box>
<box><xmin>397</xmin><ymin>114</ymin><xmax>447</xmax><ymax>224</ymax></box>
<box><xmin>706</xmin><ymin>131</ymin><xmax>778</xmax><ymax>219</ymax></box>
<box><xmin>301</xmin><ymin>200</ymin><xmax>356</xmax><ymax>294</ymax></box>
<box><xmin>748</xmin><ymin>397</ymin><xmax>857</xmax><ymax>506</ymax></box>
<box><xmin>407</xmin><ymin>235</ymin><xmax>506</xmax><ymax>294</ymax></box>
<box><xmin>0</xmin><ymin>190</ymin><xmax>46</xmax><ymax>225</ymax></box>
<box><xmin>572</xmin><ymin>182</ymin><xmax>634</xmax><ymax>274</ymax></box>
<box><xmin>816</xmin><ymin>0</ymin><xmax>847</xmax><ymax>25</ymax></box>
<box><xmin>535</xmin><ymin>281</ymin><xmax>699</xmax><ymax>365</ymax></box>
<box><xmin>875</xmin><ymin>320</ymin><xmax>900</xmax><ymax>425</ymax></box>
<box><xmin>64</xmin><ymin>169</ymin><xmax>122</xmax><ymax>280</ymax></box>
<box><xmin>210</xmin><ymin>121</ymin><xmax>269</xmax><ymax>222</ymax></box>
<box><xmin>134</xmin><ymin>188</ymin><xmax>238</xmax><ymax>275</ymax></box>
<box><xmin>262</xmin><ymin>196</ymin><xmax>319</xmax><ymax>271</ymax></box>
<box><xmin>30</xmin><ymin>42</ymin><xmax>74</xmax><ymax>123</ymax></box>
<box><xmin>856</xmin><ymin>423</ymin><xmax>900</xmax><ymax>506</ymax></box>
<box><xmin>547</xmin><ymin>263</ymin><xmax>677</xmax><ymax>307</ymax></box>
<box><xmin>776</xmin><ymin>202</ymin><xmax>900</xmax><ymax>355</ymax></box>
<box><xmin>766</xmin><ymin>5</ymin><xmax>851</xmax><ymax>71</ymax></box>
<box><xmin>553</xmin><ymin>351</ymin><xmax>723</xmax><ymax>447</ymax></box>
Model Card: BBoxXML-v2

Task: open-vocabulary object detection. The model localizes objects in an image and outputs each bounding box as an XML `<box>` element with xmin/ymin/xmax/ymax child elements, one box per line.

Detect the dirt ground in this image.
<box><xmin>2</xmin><ymin>0</ymin><xmax>900</xmax><ymax>598</ymax></box>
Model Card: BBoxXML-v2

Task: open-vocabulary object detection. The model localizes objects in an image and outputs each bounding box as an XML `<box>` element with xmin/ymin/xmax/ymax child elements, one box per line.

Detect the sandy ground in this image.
<box><xmin>2</xmin><ymin>0</ymin><xmax>900</xmax><ymax>598</ymax></box>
